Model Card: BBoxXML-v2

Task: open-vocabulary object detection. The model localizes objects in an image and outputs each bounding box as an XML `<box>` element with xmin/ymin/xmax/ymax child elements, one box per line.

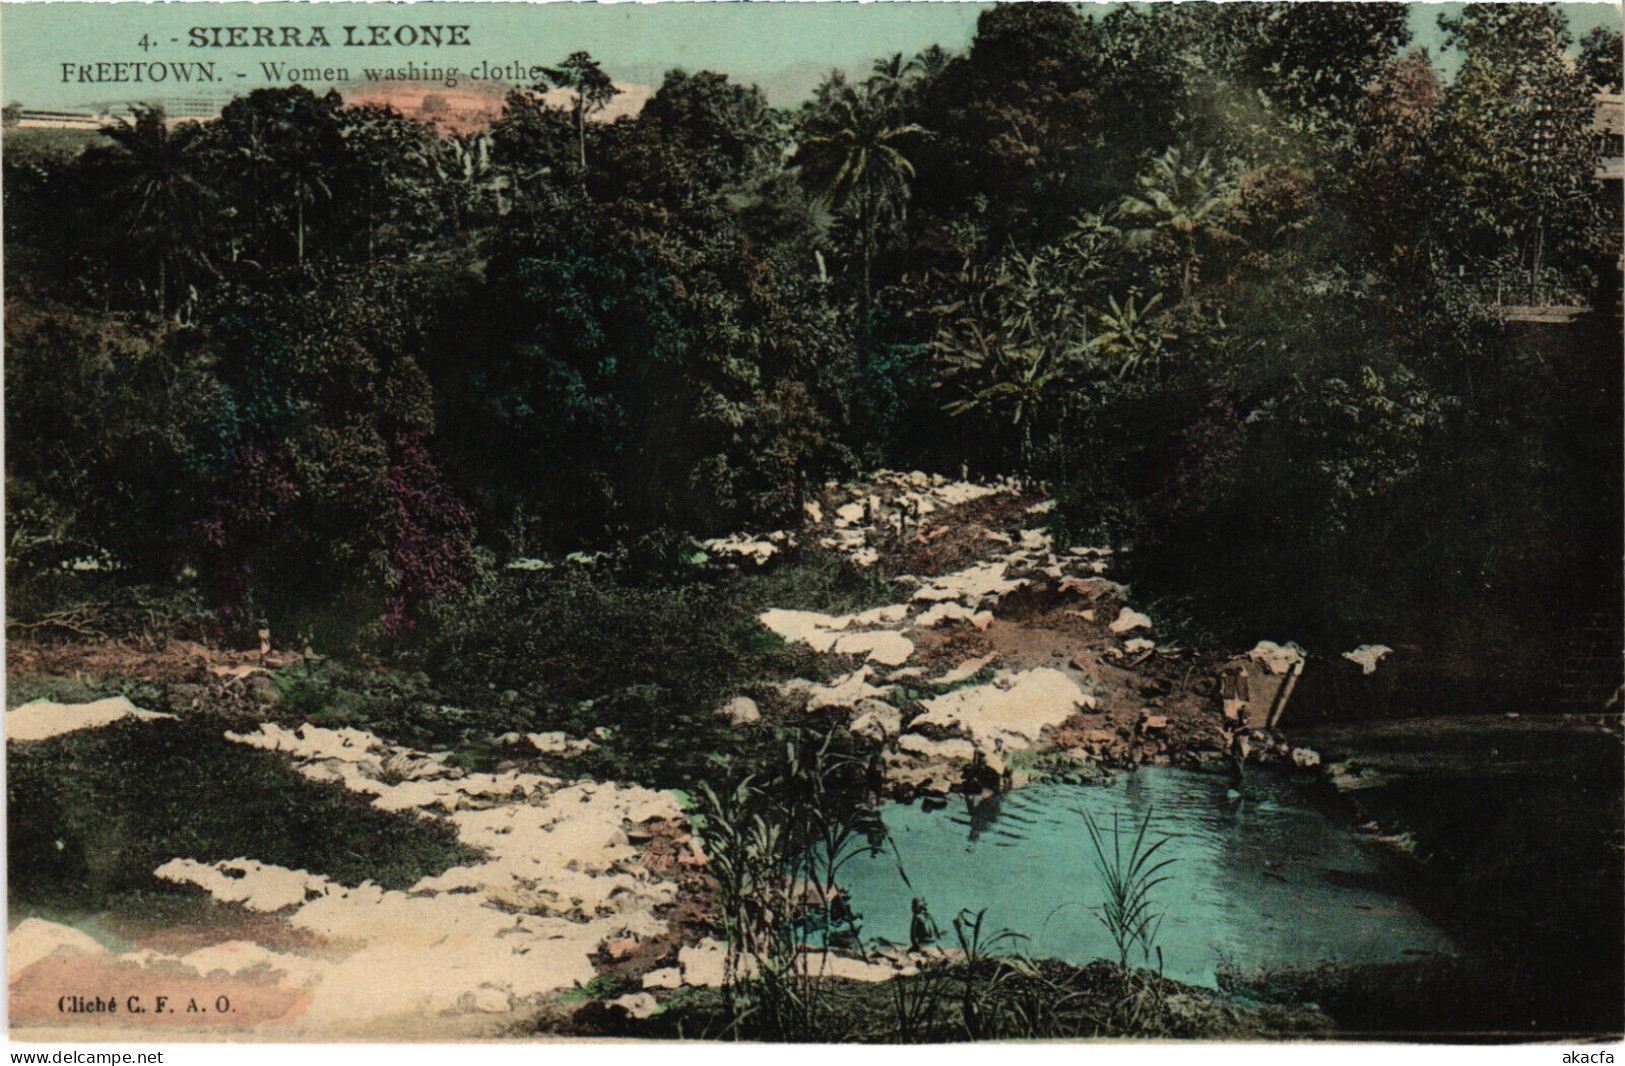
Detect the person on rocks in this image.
<box><xmin>961</xmin><ymin>748</ymin><xmax>1004</xmax><ymax>796</ymax></box>
<box><xmin>909</xmin><ymin>897</ymin><xmax>940</xmax><ymax>951</ymax></box>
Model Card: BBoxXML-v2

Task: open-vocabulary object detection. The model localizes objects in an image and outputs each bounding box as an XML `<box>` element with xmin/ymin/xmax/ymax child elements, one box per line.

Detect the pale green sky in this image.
<box><xmin>2</xmin><ymin>2</ymin><xmax>1620</xmax><ymax>110</ymax></box>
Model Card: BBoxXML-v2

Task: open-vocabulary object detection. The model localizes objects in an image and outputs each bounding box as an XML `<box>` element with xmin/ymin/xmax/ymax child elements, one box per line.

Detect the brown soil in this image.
<box><xmin>908</xmin><ymin>626</ymin><xmax>997</xmax><ymax>673</ymax></box>
<box><xmin>898</xmin><ymin>490</ymin><xmax>1047</xmax><ymax>577</ymax></box>
<box><xmin>8</xmin><ymin>638</ymin><xmax>300</xmax><ymax>684</ymax></box>
<box><xmin>103</xmin><ymin>902</ymin><xmax>334</xmax><ymax>959</ymax></box>
<box><xmin>975</xmin><ymin>583</ymin><xmax>1231</xmax><ymax>767</ymax></box>
<box><xmin>9</xmin><ymin>953</ymin><xmax>314</xmax><ymax>1030</ymax></box>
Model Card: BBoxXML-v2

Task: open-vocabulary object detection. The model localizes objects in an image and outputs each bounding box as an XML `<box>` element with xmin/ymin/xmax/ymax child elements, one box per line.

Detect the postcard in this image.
<box><xmin>4</xmin><ymin>0</ymin><xmax>1622</xmax><ymax>1049</ymax></box>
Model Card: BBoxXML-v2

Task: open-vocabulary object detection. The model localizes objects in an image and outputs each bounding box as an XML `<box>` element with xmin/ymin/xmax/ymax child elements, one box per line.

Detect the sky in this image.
<box><xmin>2</xmin><ymin>1</ymin><xmax>1621</xmax><ymax>111</ymax></box>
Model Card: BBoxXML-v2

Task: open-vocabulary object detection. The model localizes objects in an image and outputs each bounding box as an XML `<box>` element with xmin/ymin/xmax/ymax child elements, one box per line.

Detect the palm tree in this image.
<box><xmin>1118</xmin><ymin>147</ymin><xmax>1237</xmax><ymax>303</ymax></box>
<box><xmin>540</xmin><ymin>51</ymin><xmax>620</xmax><ymax>180</ymax></box>
<box><xmin>793</xmin><ymin>77</ymin><xmax>925</xmax><ymax>334</ymax></box>
<box><xmin>219</xmin><ymin>89</ymin><xmax>341</xmax><ymax>267</ymax></box>
<box><xmin>101</xmin><ymin>106</ymin><xmax>210</xmax><ymax>319</ymax></box>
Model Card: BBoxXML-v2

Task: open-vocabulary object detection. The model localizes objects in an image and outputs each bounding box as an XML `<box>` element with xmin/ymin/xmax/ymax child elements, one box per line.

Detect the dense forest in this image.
<box><xmin>6</xmin><ymin>2</ymin><xmax>1622</xmax><ymax>686</ymax></box>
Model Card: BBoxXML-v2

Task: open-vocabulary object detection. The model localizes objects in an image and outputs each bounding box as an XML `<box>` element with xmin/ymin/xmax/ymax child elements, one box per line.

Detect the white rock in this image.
<box><xmin>916</xmin><ymin>601</ymin><xmax>976</xmax><ymax>628</ymax></box>
<box><xmin>1249</xmin><ymin>640</ymin><xmax>1305</xmax><ymax>675</ymax></box>
<box><xmin>609</xmin><ymin>992</ymin><xmax>661</xmax><ymax>1019</ymax></box>
<box><xmin>849</xmin><ymin>703</ymin><xmax>902</xmax><ymax>743</ymax></box>
<box><xmin>895</xmin><ymin>733</ymin><xmax>978</xmax><ymax>762</ymax></box>
<box><xmin>758</xmin><ymin>608</ymin><xmax>849</xmax><ymax>649</ymax></box>
<box><xmin>471</xmin><ymin>987</ymin><xmax>513</xmax><ymax>1013</ymax></box>
<box><xmin>8</xmin><ymin>919</ymin><xmax>109</xmax><ymax>979</ymax></box>
<box><xmin>912</xmin><ymin>561</ymin><xmax>1026</xmax><ymax>608</ymax></box>
<box><xmin>805</xmin><ymin>500</ymin><xmax>824</xmax><ymax>524</ymax></box>
<box><xmin>141</xmin><ymin>720</ymin><xmax>688</xmax><ymax>1029</ymax></box>
<box><xmin>1018</xmin><ymin>529</ymin><xmax>1051</xmax><ymax>552</ymax></box>
<box><xmin>154</xmin><ymin>858</ymin><xmax>337</xmax><ymax>913</ymax></box>
<box><xmin>528</xmin><ymin>731</ymin><xmax>572</xmax><ymax>754</ymax></box>
<box><xmin>179</xmin><ymin>940</ymin><xmax>322</xmax><ymax>984</ymax></box>
<box><xmin>804</xmin><ymin>950</ymin><xmax>913</xmax><ymax>983</ymax></box>
<box><xmin>6</xmin><ymin>697</ymin><xmax>175</xmax><ymax>742</ymax></box>
<box><xmin>912</xmin><ymin>669</ymin><xmax>1094</xmax><ymax>750</ymax></box>
<box><xmin>831</xmin><ymin>630</ymin><xmax>915</xmax><ymax>667</ymax></box>
<box><xmin>1109</xmin><ymin>607</ymin><xmax>1153</xmax><ymax>634</ymax></box>
<box><xmin>806</xmin><ymin>667</ymin><xmax>892</xmax><ymax>712</ymax></box>
<box><xmin>932</xmin><ymin>482</ymin><xmax>999</xmax><ymax>507</ymax></box>
<box><xmin>701</xmin><ymin>534</ymin><xmax>779</xmax><ymax>565</ymax></box>
<box><xmin>506</xmin><ymin>557</ymin><xmax>553</xmax><ymax>571</ymax></box>
<box><xmin>226</xmin><ymin>722</ymin><xmax>384</xmax><ymax>766</ymax></box>
<box><xmin>935</xmin><ymin>653</ymin><xmax>997</xmax><ymax>686</ymax></box>
<box><xmin>678</xmin><ymin>939</ymin><xmax>729</xmax><ymax>987</ymax></box>
<box><xmin>1123</xmin><ymin>637</ymin><xmax>1155</xmax><ymax>655</ymax></box>
<box><xmin>1342</xmin><ymin>644</ymin><xmax>1393</xmax><ymax>675</ymax></box>
<box><xmin>718</xmin><ymin>696</ymin><xmax>761</xmax><ymax>726</ymax></box>
<box><xmin>847</xmin><ymin>604</ymin><xmax>909</xmax><ymax>627</ymax></box>
<box><xmin>642</xmin><ymin>967</ymin><xmax>682</xmax><ymax>990</ymax></box>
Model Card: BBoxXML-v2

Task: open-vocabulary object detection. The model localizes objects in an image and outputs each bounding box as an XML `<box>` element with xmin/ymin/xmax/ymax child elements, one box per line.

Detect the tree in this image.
<box><xmin>94</xmin><ymin>105</ymin><xmax>211</xmax><ymax>319</ymax></box>
<box><xmin>204</xmin><ymin>87</ymin><xmax>346</xmax><ymax>268</ymax></box>
<box><xmin>936</xmin><ymin>236</ymin><xmax>1105</xmax><ymax>466</ymax></box>
<box><xmin>4</xmin><ymin>297</ymin><xmax>226</xmax><ymax>579</ymax></box>
<box><xmin>432</xmin><ymin>132</ymin><xmax>514</xmax><ymax>228</ymax></box>
<box><xmin>1209</xmin><ymin>3</ymin><xmax>1412</xmax><ymax>137</ymax></box>
<box><xmin>1349</xmin><ymin>48</ymin><xmax>1444</xmax><ymax>279</ymax></box>
<box><xmin>906</xmin><ymin>3</ymin><xmax>1105</xmax><ymax>244</ymax></box>
<box><xmin>793</xmin><ymin>73</ymin><xmax>924</xmax><ymax>336</ymax></box>
<box><xmin>1579</xmin><ymin>26</ymin><xmax>1623</xmax><ymax>94</ymax></box>
<box><xmin>1433</xmin><ymin>5</ymin><xmax>1597</xmax><ymax>301</ymax></box>
<box><xmin>335</xmin><ymin>105</ymin><xmax>445</xmax><ymax>261</ymax></box>
<box><xmin>1118</xmin><ymin>147</ymin><xmax>1238</xmax><ymax>304</ymax></box>
<box><xmin>540</xmin><ymin>51</ymin><xmax>621</xmax><ymax>179</ymax></box>
<box><xmin>604</xmin><ymin>69</ymin><xmax>785</xmax><ymax>209</ymax></box>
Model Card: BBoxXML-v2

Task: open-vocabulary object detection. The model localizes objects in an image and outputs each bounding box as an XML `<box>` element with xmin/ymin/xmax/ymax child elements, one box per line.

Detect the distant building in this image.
<box><xmin>156</xmin><ymin>94</ymin><xmax>233</xmax><ymax>122</ymax></box>
<box><xmin>11</xmin><ymin>107</ymin><xmax>116</xmax><ymax>130</ymax></box>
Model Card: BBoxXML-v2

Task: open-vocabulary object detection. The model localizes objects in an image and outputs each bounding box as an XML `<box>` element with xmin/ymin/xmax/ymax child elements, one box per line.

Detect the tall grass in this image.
<box><xmin>694</xmin><ymin>729</ymin><xmax>905</xmax><ymax>1041</ymax></box>
<box><xmin>1080</xmin><ymin>806</ymin><xmax>1177</xmax><ymax>970</ymax></box>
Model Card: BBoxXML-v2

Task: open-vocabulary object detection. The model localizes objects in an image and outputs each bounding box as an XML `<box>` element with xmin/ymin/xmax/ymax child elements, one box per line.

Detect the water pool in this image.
<box><xmin>837</xmin><ymin>767</ymin><xmax>1455</xmax><ymax>989</ymax></box>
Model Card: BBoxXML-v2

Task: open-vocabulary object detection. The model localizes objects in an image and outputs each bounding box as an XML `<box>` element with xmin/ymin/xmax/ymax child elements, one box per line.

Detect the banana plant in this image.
<box><xmin>1091</xmin><ymin>291</ymin><xmax>1167</xmax><ymax>380</ymax></box>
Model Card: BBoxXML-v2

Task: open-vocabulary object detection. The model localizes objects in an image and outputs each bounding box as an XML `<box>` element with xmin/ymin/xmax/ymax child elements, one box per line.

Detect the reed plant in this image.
<box><xmin>1080</xmin><ymin>806</ymin><xmax>1177</xmax><ymax>970</ymax></box>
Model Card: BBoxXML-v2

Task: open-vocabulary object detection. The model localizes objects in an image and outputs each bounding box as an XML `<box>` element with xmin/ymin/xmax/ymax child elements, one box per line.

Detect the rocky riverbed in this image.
<box><xmin>2</xmin><ymin>469</ymin><xmax>1501</xmax><ymax>1039</ymax></box>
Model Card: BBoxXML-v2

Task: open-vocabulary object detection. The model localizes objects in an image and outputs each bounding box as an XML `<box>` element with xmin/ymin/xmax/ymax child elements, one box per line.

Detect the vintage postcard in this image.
<box><xmin>4</xmin><ymin>0</ymin><xmax>1622</xmax><ymax>1049</ymax></box>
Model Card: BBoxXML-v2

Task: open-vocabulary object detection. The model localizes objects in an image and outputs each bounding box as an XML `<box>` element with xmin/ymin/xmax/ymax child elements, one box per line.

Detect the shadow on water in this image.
<box><xmin>1292</xmin><ymin>714</ymin><xmax>1625</xmax><ymax>1039</ymax></box>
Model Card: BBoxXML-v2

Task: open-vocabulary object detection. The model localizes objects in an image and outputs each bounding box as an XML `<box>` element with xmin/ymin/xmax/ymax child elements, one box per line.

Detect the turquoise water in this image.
<box><xmin>838</xmin><ymin>768</ymin><xmax>1455</xmax><ymax>989</ymax></box>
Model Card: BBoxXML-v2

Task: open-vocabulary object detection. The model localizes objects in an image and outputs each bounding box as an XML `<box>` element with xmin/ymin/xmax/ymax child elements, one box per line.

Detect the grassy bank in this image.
<box><xmin>8</xmin><ymin>713</ymin><xmax>483</xmax><ymax>913</ymax></box>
